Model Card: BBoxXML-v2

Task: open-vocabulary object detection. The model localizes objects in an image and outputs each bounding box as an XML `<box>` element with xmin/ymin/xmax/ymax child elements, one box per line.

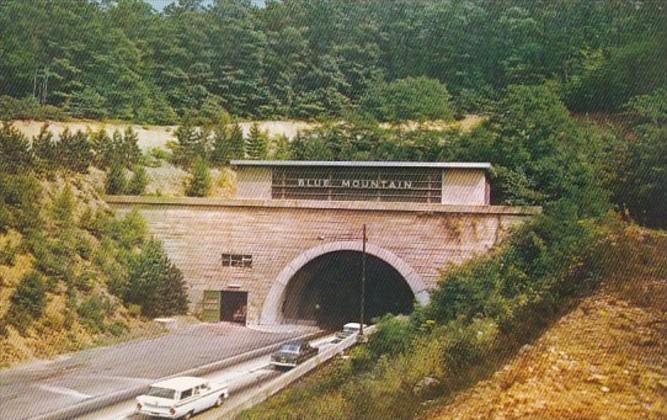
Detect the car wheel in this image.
<box><xmin>183</xmin><ymin>411</ymin><xmax>193</xmax><ymax>420</ymax></box>
<box><xmin>215</xmin><ymin>395</ymin><xmax>225</xmax><ymax>407</ymax></box>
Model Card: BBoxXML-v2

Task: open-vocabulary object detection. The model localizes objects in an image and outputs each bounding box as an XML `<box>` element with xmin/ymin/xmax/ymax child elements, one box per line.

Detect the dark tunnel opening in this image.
<box><xmin>281</xmin><ymin>251</ymin><xmax>415</xmax><ymax>329</ymax></box>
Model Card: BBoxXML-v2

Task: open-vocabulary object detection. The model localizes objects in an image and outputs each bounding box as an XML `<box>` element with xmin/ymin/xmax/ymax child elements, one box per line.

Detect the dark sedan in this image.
<box><xmin>270</xmin><ymin>340</ymin><xmax>319</xmax><ymax>368</ymax></box>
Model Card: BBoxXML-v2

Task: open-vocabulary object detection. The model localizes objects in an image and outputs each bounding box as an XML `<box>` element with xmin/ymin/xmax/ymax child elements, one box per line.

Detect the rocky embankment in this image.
<box><xmin>431</xmin><ymin>276</ymin><xmax>667</xmax><ymax>419</ymax></box>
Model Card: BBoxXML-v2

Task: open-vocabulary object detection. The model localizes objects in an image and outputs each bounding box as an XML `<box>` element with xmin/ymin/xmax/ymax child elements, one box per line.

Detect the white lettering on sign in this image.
<box><xmin>296</xmin><ymin>178</ymin><xmax>413</xmax><ymax>190</ymax></box>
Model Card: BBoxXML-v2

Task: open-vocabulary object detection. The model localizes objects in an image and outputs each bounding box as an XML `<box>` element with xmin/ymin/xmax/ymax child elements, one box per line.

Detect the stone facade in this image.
<box><xmin>108</xmin><ymin>196</ymin><xmax>539</xmax><ymax>325</ymax></box>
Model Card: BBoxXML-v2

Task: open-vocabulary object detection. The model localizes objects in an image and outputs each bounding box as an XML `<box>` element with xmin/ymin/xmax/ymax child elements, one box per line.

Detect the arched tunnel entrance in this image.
<box><xmin>281</xmin><ymin>251</ymin><xmax>415</xmax><ymax>328</ymax></box>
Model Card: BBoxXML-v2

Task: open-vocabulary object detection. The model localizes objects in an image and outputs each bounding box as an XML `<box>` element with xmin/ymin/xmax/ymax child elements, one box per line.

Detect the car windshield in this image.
<box><xmin>343</xmin><ymin>327</ymin><xmax>358</xmax><ymax>334</ymax></box>
<box><xmin>281</xmin><ymin>344</ymin><xmax>301</xmax><ymax>353</ymax></box>
<box><xmin>146</xmin><ymin>387</ymin><xmax>176</xmax><ymax>399</ymax></box>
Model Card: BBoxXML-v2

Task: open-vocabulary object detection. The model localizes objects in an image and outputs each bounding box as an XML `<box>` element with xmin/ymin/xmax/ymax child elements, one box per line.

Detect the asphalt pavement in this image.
<box><xmin>76</xmin><ymin>334</ymin><xmax>339</xmax><ymax>420</ymax></box>
<box><xmin>0</xmin><ymin>323</ymin><xmax>318</xmax><ymax>420</ymax></box>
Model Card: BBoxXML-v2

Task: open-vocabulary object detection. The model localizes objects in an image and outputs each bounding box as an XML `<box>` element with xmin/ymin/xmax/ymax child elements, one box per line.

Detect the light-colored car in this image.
<box><xmin>333</xmin><ymin>322</ymin><xmax>367</xmax><ymax>342</ymax></box>
<box><xmin>136</xmin><ymin>376</ymin><xmax>229</xmax><ymax>419</ymax></box>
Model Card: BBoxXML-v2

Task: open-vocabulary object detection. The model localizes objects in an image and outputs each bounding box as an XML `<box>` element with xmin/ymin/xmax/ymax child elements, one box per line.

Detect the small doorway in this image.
<box><xmin>221</xmin><ymin>291</ymin><xmax>248</xmax><ymax>325</ymax></box>
<box><xmin>202</xmin><ymin>290</ymin><xmax>222</xmax><ymax>322</ymax></box>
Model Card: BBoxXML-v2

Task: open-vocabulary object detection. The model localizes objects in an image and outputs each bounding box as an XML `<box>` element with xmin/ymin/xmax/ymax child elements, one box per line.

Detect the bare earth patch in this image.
<box><xmin>429</xmin><ymin>278</ymin><xmax>667</xmax><ymax>419</ymax></box>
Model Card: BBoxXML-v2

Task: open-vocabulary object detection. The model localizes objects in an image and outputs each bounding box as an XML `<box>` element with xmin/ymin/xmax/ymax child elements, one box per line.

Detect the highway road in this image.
<box><xmin>0</xmin><ymin>323</ymin><xmax>320</xmax><ymax>420</ymax></box>
<box><xmin>76</xmin><ymin>334</ymin><xmax>340</xmax><ymax>420</ymax></box>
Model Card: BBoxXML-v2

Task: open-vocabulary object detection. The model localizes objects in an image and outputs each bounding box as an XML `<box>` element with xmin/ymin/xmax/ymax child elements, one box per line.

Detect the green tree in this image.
<box><xmin>57</xmin><ymin>129</ymin><xmax>93</xmax><ymax>173</ymax></box>
<box><xmin>565</xmin><ymin>40</ymin><xmax>667</xmax><ymax>113</ymax></box>
<box><xmin>0</xmin><ymin>174</ymin><xmax>42</xmax><ymax>234</ymax></box>
<box><xmin>0</xmin><ymin>123</ymin><xmax>32</xmax><ymax>174</ymax></box>
<box><xmin>94</xmin><ymin>128</ymin><xmax>142</xmax><ymax>170</ymax></box>
<box><xmin>210</xmin><ymin>124</ymin><xmax>230</xmax><ymax>165</ymax></box>
<box><xmin>245</xmin><ymin>123</ymin><xmax>268</xmax><ymax>160</ymax></box>
<box><xmin>52</xmin><ymin>185</ymin><xmax>76</xmax><ymax>228</ymax></box>
<box><xmin>209</xmin><ymin>0</ymin><xmax>271</xmax><ymax>117</ymax></box>
<box><xmin>185</xmin><ymin>158</ymin><xmax>211</xmax><ymax>197</ymax></box>
<box><xmin>77</xmin><ymin>295</ymin><xmax>106</xmax><ymax>333</ymax></box>
<box><xmin>126</xmin><ymin>239</ymin><xmax>188</xmax><ymax>318</ymax></box>
<box><xmin>463</xmin><ymin>84</ymin><xmax>609</xmax><ymax>216</ymax></box>
<box><xmin>106</xmin><ymin>163</ymin><xmax>127</xmax><ymax>195</ymax></box>
<box><xmin>122</xmin><ymin>127</ymin><xmax>142</xmax><ymax>167</ymax></box>
<box><xmin>32</xmin><ymin>125</ymin><xmax>57</xmax><ymax>172</ymax></box>
<box><xmin>127</xmin><ymin>165</ymin><xmax>148</xmax><ymax>195</ymax></box>
<box><xmin>68</xmin><ymin>87</ymin><xmax>109</xmax><ymax>119</ymax></box>
<box><xmin>91</xmin><ymin>129</ymin><xmax>113</xmax><ymax>168</ymax></box>
<box><xmin>172</xmin><ymin>122</ymin><xmax>209</xmax><ymax>167</ymax></box>
<box><xmin>5</xmin><ymin>271</ymin><xmax>46</xmax><ymax>333</ymax></box>
<box><xmin>617</xmin><ymin>89</ymin><xmax>667</xmax><ymax>228</ymax></box>
<box><xmin>228</xmin><ymin>122</ymin><xmax>245</xmax><ymax>159</ymax></box>
<box><xmin>360</xmin><ymin>76</ymin><xmax>454</xmax><ymax>121</ymax></box>
<box><xmin>157</xmin><ymin>261</ymin><xmax>189</xmax><ymax>317</ymax></box>
<box><xmin>271</xmin><ymin>134</ymin><xmax>291</xmax><ymax>160</ymax></box>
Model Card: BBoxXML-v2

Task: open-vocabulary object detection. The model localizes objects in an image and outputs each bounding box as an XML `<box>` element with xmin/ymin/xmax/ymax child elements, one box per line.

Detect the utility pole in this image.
<box><xmin>360</xmin><ymin>224</ymin><xmax>367</xmax><ymax>337</ymax></box>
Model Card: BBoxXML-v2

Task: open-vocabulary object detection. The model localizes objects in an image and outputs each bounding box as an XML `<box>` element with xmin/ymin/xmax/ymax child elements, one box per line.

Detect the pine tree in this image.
<box><xmin>172</xmin><ymin>122</ymin><xmax>197</xmax><ymax>166</ymax></box>
<box><xmin>173</xmin><ymin>122</ymin><xmax>209</xmax><ymax>167</ymax></box>
<box><xmin>289</xmin><ymin>132</ymin><xmax>307</xmax><ymax>160</ymax></box>
<box><xmin>90</xmin><ymin>128</ymin><xmax>112</xmax><ymax>168</ymax></box>
<box><xmin>122</xmin><ymin>127</ymin><xmax>141</xmax><ymax>167</ymax></box>
<box><xmin>0</xmin><ymin>123</ymin><xmax>32</xmax><ymax>173</ymax></box>
<box><xmin>127</xmin><ymin>165</ymin><xmax>148</xmax><ymax>195</ymax></box>
<box><xmin>57</xmin><ymin>129</ymin><xmax>92</xmax><ymax>173</ymax></box>
<box><xmin>245</xmin><ymin>123</ymin><xmax>268</xmax><ymax>160</ymax></box>
<box><xmin>271</xmin><ymin>134</ymin><xmax>291</xmax><ymax>160</ymax></box>
<box><xmin>157</xmin><ymin>261</ymin><xmax>189</xmax><ymax>316</ymax></box>
<box><xmin>185</xmin><ymin>158</ymin><xmax>211</xmax><ymax>197</ymax></box>
<box><xmin>6</xmin><ymin>271</ymin><xmax>46</xmax><ymax>333</ymax></box>
<box><xmin>32</xmin><ymin>124</ymin><xmax>57</xmax><ymax>172</ymax></box>
<box><xmin>106</xmin><ymin>163</ymin><xmax>127</xmax><ymax>195</ymax></box>
<box><xmin>126</xmin><ymin>239</ymin><xmax>188</xmax><ymax>318</ymax></box>
<box><xmin>108</xmin><ymin>130</ymin><xmax>126</xmax><ymax>167</ymax></box>
<box><xmin>68</xmin><ymin>87</ymin><xmax>109</xmax><ymax>119</ymax></box>
<box><xmin>52</xmin><ymin>185</ymin><xmax>76</xmax><ymax>228</ymax></box>
<box><xmin>210</xmin><ymin>124</ymin><xmax>229</xmax><ymax>165</ymax></box>
<box><xmin>228</xmin><ymin>122</ymin><xmax>245</xmax><ymax>159</ymax></box>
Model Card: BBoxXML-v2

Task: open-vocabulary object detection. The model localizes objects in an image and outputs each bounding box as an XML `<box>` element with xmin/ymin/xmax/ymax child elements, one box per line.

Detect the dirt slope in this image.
<box><xmin>430</xmin><ymin>276</ymin><xmax>667</xmax><ymax>419</ymax></box>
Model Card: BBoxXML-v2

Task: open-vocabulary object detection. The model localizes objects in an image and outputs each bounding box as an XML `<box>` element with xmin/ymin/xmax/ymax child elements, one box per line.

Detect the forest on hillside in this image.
<box><xmin>0</xmin><ymin>0</ymin><xmax>665</xmax><ymax>123</ymax></box>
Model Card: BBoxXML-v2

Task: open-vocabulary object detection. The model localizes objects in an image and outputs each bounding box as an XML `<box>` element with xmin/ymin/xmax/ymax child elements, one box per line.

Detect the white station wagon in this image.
<box><xmin>136</xmin><ymin>376</ymin><xmax>229</xmax><ymax>419</ymax></box>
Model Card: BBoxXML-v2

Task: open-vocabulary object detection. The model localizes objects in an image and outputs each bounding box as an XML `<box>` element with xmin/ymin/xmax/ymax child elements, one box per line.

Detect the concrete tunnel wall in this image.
<box><xmin>108</xmin><ymin>197</ymin><xmax>539</xmax><ymax>325</ymax></box>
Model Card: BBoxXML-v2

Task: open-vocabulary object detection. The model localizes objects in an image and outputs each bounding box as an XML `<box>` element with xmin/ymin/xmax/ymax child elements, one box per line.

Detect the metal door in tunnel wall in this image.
<box><xmin>202</xmin><ymin>290</ymin><xmax>222</xmax><ymax>322</ymax></box>
<box><xmin>222</xmin><ymin>291</ymin><xmax>248</xmax><ymax>324</ymax></box>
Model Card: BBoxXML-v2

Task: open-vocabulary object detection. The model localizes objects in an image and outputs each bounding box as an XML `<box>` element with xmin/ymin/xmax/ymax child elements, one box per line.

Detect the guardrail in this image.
<box><xmin>220</xmin><ymin>326</ymin><xmax>377</xmax><ymax>419</ymax></box>
<box><xmin>34</xmin><ymin>329</ymin><xmax>327</xmax><ymax>420</ymax></box>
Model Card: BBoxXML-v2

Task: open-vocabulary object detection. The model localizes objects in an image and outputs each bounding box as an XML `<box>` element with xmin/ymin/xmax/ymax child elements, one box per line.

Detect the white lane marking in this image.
<box><xmin>37</xmin><ymin>384</ymin><xmax>92</xmax><ymax>400</ymax></box>
<box><xmin>76</xmin><ymin>374</ymin><xmax>153</xmax><ymax>384</ymax></box>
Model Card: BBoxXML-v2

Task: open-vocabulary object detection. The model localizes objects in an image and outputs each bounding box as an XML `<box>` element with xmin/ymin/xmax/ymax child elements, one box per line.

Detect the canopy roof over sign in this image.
<box><xmin>230</xmin><ymin>160</ymin><xmax>492</xmax><ymax>170</ymax></box>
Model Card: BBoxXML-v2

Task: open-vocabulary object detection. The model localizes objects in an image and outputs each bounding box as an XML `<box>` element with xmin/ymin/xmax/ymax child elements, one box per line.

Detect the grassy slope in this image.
<box><xmin>0</xmin><ymin>173</ymin><xmax>164</xmax><ymax>369</ymax></box>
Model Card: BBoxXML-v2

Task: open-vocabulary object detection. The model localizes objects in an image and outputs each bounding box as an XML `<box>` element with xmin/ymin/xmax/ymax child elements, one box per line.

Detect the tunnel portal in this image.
<box><xmin>281</xmin><ymin>251</ymin><xmax>415</xmax><ymax>328</ymax></box>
